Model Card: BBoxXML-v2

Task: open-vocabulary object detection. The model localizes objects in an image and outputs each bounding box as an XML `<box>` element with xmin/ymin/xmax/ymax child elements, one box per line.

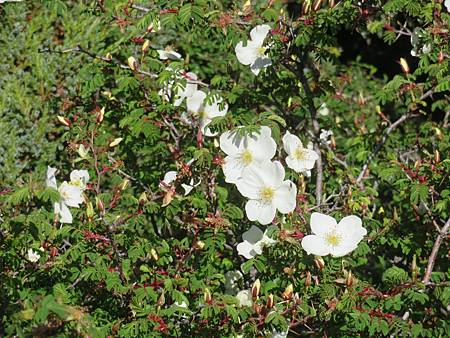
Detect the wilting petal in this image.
<box><xmin>162</xmin><ymin>171</ymin><xmax>178</xmax><ymax>185</ymax></box>
<box><xmin>249</xmin><ymin>24</ymin><xmax>271</xmax><ymax>45</ymax></box>
<box><xmin>245</xmin><ymin>199</ymin><xmax>276</xmax><ymax>225</ymax></box>
<box><xmin>301</xmin><ymin>235</ymin><xmax>330</xmax><ymax>256</ymax></box>
<box><xmin>58</xmin><ymin>202</ymin><xmax>73</xmax><ymax>224</ymax></box>
<box><xmin>46</xmin><ymin>166</ymin><xmax>58</xmax><ymax>189</ymax></box>
<box><xmin>310</xmin><ymin>212</ymin><xmax>337</xmax><ymax>236</ymax></box>
<box><xmin>273</xmin><ymin>180</ymin><xmax>297</xmax><ymax>214</ymax></box>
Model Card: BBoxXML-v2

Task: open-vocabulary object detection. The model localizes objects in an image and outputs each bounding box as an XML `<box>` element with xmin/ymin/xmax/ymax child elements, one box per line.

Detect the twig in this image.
<box><xmin>422</xmin><ymin>217</ymin><xmax>450</xmax><ymax>284</ymax></box>
<box><xmin>356</xmin><ymin>113</ymin><xmax>417</xmax><ymax>184</ymax></box>
<box><xmin>287</xmin><ymin>55</ymin><xmax>323</xmax><ymax>206</ymax></box>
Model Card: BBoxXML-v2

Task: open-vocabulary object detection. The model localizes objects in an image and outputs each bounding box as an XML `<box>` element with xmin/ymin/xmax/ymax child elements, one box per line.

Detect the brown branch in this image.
<box><xmin>423</xmin><ymin>217</ymin><xmax>450</xmax><ymax>284</ymax></box>
<box><xmin>287</xmin><ymin>56</ymin><xmax>323</xmax><ymax>206</ymax></box>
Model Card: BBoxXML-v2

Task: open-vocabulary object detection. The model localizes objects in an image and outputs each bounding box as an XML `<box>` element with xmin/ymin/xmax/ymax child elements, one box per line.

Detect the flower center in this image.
<box><xmin>241</xmin><ymin>150</ymin><xmax>253</xmax><ymax>165</ymax></box>
<box><xmin>324</xmin><ymin>231</ymin><xmax>342</xmax><ymax>247</ymax></box>
<box><xmin>71</xmin><ymin>180</ymin><xmax>82</xmax><ymax>187</ymax></box>
<box><xmin>256</xmin><ymin>46</ymin><xmax>266</xmax><ymax>57</ymax></box>
<box><xmin>259</xmin><ymin>187</ymin><xmax>275</xmax><ymax>202</ymax></box>
<box><xmin>294</xmin><ymin>146</ymin><xmax>307</xmax><ymax>160</ymax></box>
<box><xmin>198</xmin><ymin>110</ymin><xmax>206</xmax><ymax>120</ymax></box>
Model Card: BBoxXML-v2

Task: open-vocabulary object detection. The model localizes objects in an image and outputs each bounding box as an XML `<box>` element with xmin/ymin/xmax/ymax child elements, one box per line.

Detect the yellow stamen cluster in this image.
<box><xmin>241</xmin><ymin>150</ymin><xmax>253</xmax><ymax>165</ymax></box>
<box><xmin>324</xmin><ymin>231</ymin><xmax>342</xmax><ymax>247</ymax></box>
<box><xmin>294</xmin><ymin>146</ymin><xmax>307</xmax><ymax>160</ymax></box>
<box><xmin>259</xmin><ymin>187</ymin><xmax>275</xmax><ymax>202</ymax></box>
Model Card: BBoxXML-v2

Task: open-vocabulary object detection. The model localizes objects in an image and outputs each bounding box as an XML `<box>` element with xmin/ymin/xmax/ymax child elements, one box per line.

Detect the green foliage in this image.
<box><xmin>1</xmin><ymin>0</ymin><xmax>449</xmax><ymax>337</ymax></box>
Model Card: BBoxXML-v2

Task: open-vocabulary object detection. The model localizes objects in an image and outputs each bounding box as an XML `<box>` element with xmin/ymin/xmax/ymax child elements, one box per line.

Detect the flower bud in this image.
<box><xmin>399</xmin><ymin>58</ymin><xmax>410</xmax><ymax>74</ymax></box>
<box><xmin>266</xmin><ymin>294</ymin><xmax>274</xmax><ymax>309</ymax></box>
<box><xmin>105</xmin><ymin>53</ymin><xmax>112</xmax><ymax>61</ymax></box>
<box><xmin>328</xmin><ymin>0</ymin><xmax>336</xmax><ymax>8</ymax></box>
<box><xmin>86</xmin><ymin>201</ymin><xmax>94</xmax><ymax>219</ymax></box>
<box><xmin>345</xmin><ymin>270</ymin><xmax>354</xmax><ymax>287</ymax></box>
<box><xmin>150</xmin><ymin>248</ymin><xmax>159</xmax><ymax>261</ymax></box>
<box><xmin>138</xmin><ymin>192</ymin><xmax>147</xmax><ymax>205</ymax></box>
<box><xmin>314</xmin><ymin>256</ymin><xmax>325</xmax><ymax>270</ymax></box>
<box><xmin>434</xmin><ymin>149</ymin><xmax>440</xmax><ymax>164</ymax></box>
<box><xmin>411</xmin><ymin>254</ymin><xmax>418</xmax><ymax>283</ymax></box>
<box><xmin>57</xmin><ymin>115</ymin><xmax>70</xmax><ymax>127</ymax></box>
<box><xmin>142</xmin><ymin>39</ymin><xmax>150</xmax><ymax>53</ymax></box>
<box><xmin>109</xmin><ymin>138</ymin><xmax>123</xmax><ymax>147</ymax></box>
<box><xmin>302</xmin><ymin>1</ymin><xmax>311</xmax><ymax>14</ymax></box>
<box><xmin>204</xmin><ymin>288</ymin><xmax>212</xmax><ymax>303</ymax></box>
<box><xmin>95</xmin><ymin>197</ymin><xmax>105</xmax><ymax>213</ymax></box>
<box><xmin>313</xmin><ymin>0</ymin><xmax>323</xmax><ymax>11</ymax></box>
<box><xmin>251</xmin><ymin>279</ymin><xmax>261</xmax><ymax>300</ymax></box>
<box><xmin>438</xmin><ymin>51</ymin><xmax>444</xmax><ymax>64</ymax></box>
<box><xmin>157</xmin><ymin>292</ymin><xmax>165</xmax><ymax>306</ymax></box>
<box><xmin>195</xmin><ymin>240</ymin><xmax>205</xmax><ymax>250</ymax></box>
<box><xmin>120</xmin><ymin>179</ymin><xmax>130</xmax><ymax>191</ymax></box>
<box><xmin>97</xmin><ymin>107</ymin><xmax>105</xmax><ymax>124</ymax></box>
<box><xmin>127</xmin><ymin>56</ymin><xmax>137</xmax><ymax>71</ymax></box>
<box><xmin>305</xmin><ymin>271</ymin><xmax>312</xmax><ymax>287</ymax></box>
<box><xmin>282</xmin><ymin>284</ymin><xmax>293</xmax><ymax>300</ymax></box>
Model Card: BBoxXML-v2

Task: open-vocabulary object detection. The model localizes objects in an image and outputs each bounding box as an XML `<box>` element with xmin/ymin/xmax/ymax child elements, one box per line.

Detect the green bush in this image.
<box><xmin>1</xmin><ymin>0</ymin><xmax>449</xmax><ymax>337</ymax></box>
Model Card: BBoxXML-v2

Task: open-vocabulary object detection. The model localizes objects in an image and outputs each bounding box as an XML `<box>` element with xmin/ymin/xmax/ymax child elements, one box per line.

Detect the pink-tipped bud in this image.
<box><xmin>399</xmin><ymin>58</ymin><xmax>410</xmax><ymax>74</ymax></box>
<box><xmin>57</xmin><ymin>116</ymin><xmax>70</xmax><ymax>127</ymax></box>
<box><xmin>251</xmin><ymin>279</ymin><xmax>261</xmax><ymax>300</ymax></box>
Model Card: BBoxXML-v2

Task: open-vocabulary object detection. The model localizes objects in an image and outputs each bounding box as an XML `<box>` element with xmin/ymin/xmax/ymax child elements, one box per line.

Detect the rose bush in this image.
<box><xmin>1</xmin><ymin>0</ymin><xmax>449</xmax><ymax>337</ymax></box>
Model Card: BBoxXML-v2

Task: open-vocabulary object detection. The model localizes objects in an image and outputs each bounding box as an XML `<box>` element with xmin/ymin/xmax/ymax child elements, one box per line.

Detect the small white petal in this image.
<box><xmin>282</xmin><ymin>131</ymin><xmax>301</xmax><ymax>155</ymax></box>
<box><xmin>330</xmin><ymin>242</ymin><xmax>359</xmax><ymax>257</ymax></box>
<box><xmin>310</xmin><ymin>212</ymin><xmax>337</xmax><ymax>236</ymax></box>
<box><xmin>245</xmin><ymin>199</ymin><xmax>276</xmax><ymax>225</ymax></box>
<box><xmin>250</xmin><ymin>24</ymin><xmax>271</xmax><ymax>45</ymax></box>
<box><xmin>162</xmin><ymin>171</ymin><xmax>177</xmax><ymax>185</ymax></box>
<box><xmin>157</xmin><ymin>49</ymin><xmax>182</xmax><ymax>60</ymax></box>
<box><xmin>237</xmin><ymin>241</ymin><xmax>256</xmax><ymax>259</ymax></box>
<box><xmin>235</xmin><ymin>40</ymin><xmax>258</xmax><ymax>66</ymax></box>
<box><xmin>236</xmin><ymin>290</ymin><xmax>253</xmax><ymax>307</ymax></box>
<box><xmin>301</xmin><ymin>235</ymin><xmax>330</xmax><ymax>256</ymax></box>
<box><xmin>186</xmin><ymin>90</ymin><xmax>206</xmax><ymax>114</ymax></box>
<box><xmin>222</xmin><ymin>155</ymin><xmax>246</xmax><ymax>184</ymax></box>
<box><xmin>236</xmin><ymin>171</ymin><xmax>264</xmax><ymax>199</ymax></box>
<box><xmin>46</xmin><ymin>166</ymin><xmax>58</xmax><ymax>189</ymax></box>
<box><xmin>58</xmin><ymin>202</ymin><xmax>73</xmax><ymax>224</ymax></box>
<box><xmin>273</xmin><ymin>180</ymin><xmax>297</xmax><ymax>214</ymax></box>
<box><xmin>58</xmin><ymin>182</ymin><xmax>83</xmax><ymax>207</ymax></box>
<box><xmin>250</xmin><ymin>56</ymin><xmax>272</xmax><ymax>75</ymax></box>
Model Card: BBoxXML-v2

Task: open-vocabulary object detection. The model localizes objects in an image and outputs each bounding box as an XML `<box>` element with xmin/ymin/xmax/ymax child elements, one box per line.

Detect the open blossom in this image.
<box><xmin>46</xmin><ymin>166</ymin><xmax>84</xmax><ymax>224</ymax></box>
<box><xmin>237</xmin><ymin>225</ymin><xmax>277</xmax><ymax>259</ymax></box>
<box><xmin>181</xmin><ymin>178</ymin><xmax>201</xmax><ymax>196</ymax></box>
<box><xmin>282</xmin><ymin>131</ymin><xmax>318</xmax><ymax>176</ymax></box>
<box><xmin>301</xmin><ymin>212</ymin><xmax>367</xmax><ymax>257</ymax></box>
<box><xmin>70</xmin><ymin>170</ymin><xmax>89</xmax><ymax>190</ymax></box>
<box><xmin>236</xmin><ymin>161</ymin><xmax>297</xmax><ymax>225</ymax></box>
<box><xmin>319</xmin><ymin>129</ymin><xmax>333</xmax><ymax>143</ymax></box>
<box><xmin>219</xmin><ymin>126</ymin><xmax>276</xmax><ymax>184</ymax></box>
<box><xmin>159</xmin><ymin>69</ymin><xmax>198</xmax><ymax>106</ymax></box>
<box><xmin>235</xmin><ymin>24</ymin><xmax>272</xmax><ymax>75</ymax></box>
<box><xmin>27</xmin><ymin>248</ymin><xmax>40</xmax><ymax>262</ymax></box>
<box><xmin>186</xmin><ymin>90</ymin><xmax>228</xmax><ymax>137</ymax></box>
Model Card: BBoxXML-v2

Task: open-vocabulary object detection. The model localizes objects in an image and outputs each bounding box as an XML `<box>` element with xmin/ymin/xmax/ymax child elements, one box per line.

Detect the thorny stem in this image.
<box><xmin>423</xmin><ymin>217</ymin><xmax>450</xmax><ymax>284</ymax></box>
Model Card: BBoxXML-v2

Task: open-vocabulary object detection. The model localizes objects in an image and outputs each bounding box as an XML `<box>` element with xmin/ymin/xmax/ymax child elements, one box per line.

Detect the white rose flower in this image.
<box><xmin>236</xmin><ymin>289</ymin><xmax>253</xmax><ymax>307</ymax></box>
<box><xmin>186</xmin><ymin>90</ymin><xmax>228</xmax><ymax>137</ymax></box>
<box><xmin>237</xmin><ymin>225</ymin><xmax>277</xmax><ymax>259</ymax></box>
<box><xmin>27</xmin><ymin>248</ymin><xmax>40</xmax><ymax>263</ymax></box>
<box><xmin>219</xmin><ymin>126</ymin><xmax>276</xmax><ymax>184</ymax></box>
<box><xmin>236</xmin><ymin>161</ymin><xmax>297</xmax><ymax>225</ymax></box>
<box><xmin>46</xmin><ymin>166</ymin><xmax>83</xmax><ymax>224</ymax></box>
<box><xmin>159</xmin><ymin>70</ymin><xmax>198</xmax><ymax>106</ymax></box>
<box><xmin>301</xmin><ymin>212</ymin><xmax>367</xmax><ymax>257</ymax></box>
<box><xmin>235</xmin><ymin>24</ymin><xmax>272</xmax><ymax>75</ymax></box>
<box><xmin>157</xmin><ymin>49</ymin><xmax>182</xmax><ymax>60</ymax></box>
<box><xmin>282</xmin><ymin>131</ymin><xmax>319</xmax><ymax>176</ymax></box>
<box><xmin>70</xmin><ymin>169</ymin><xmax>89</xmax><ymax>190</ymax></box>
